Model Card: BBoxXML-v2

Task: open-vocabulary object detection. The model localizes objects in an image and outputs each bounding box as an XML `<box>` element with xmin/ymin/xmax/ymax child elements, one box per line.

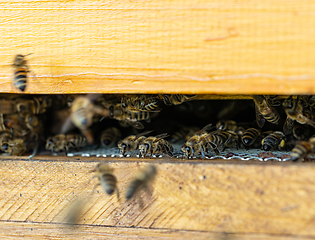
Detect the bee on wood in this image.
<box><xmin>241</xmin><ymin>128</ymin><xmax>262</xmax><ymax>148</ymax></box>
<box><xmin>261</xmin><ymin>131</ymin><xmax>286</xmax><ymax>151</ymax></box>
<box><xmin>181</xmin><ymin>123</ymin><xmax>213</xmax><ymax>158</ymax></box>
<box><xmin>121</xmin><ymin>94</ymin><xmax>161</xmax><ymax>112</ymax></box>
<box><xmin>292</xmin><ymin>123</ymin><xmax>309</xmax><ymax>140</ymax></box>
<box><xmin>170</xmin><ymin>126</ymin><xmax>199</xmax><ymax>143</ymax></box>
<box><xmin>118</xmin><ymin>130</ymin><xmax>152</xmax><ymax>156</ymax></box>
<box><xmin>283</xmin><ymin>96</ymin><xmax>315</xmax><ymax>135</ymax></box>
<box><xmin>125</xmin><ymin>165</ymin><xmax>157</xmax><ymax>200</ymax></box>
<box><xmin>139</xmin><ymin>133</ymin><xmax>173</xmax><ymax>158</ymax></box>
<box><xmin>159</xmin><ymin>94</ymin><xmax>196</xmax><ymax>105</ymax></box>
<box><xmin>110</xmin><ymin>103</ymin><xmax>156</xmax><ymax>129</ymax></box>
<box><xmin>100</xmin><ymin>127</ymin><xmax>122</xmax><ymax>148</ymax></box>
<box><xmin>62</xmin><ymin>95</ymin><xmax>110</xmax><ymax>144</ymax></box>
<box><xmin>46</xmin><ymin>134</ymin><xmax>87</xmax><ymax>154</ymax></box>
<box><xmin>12</xmin><ymin>54</ymin><xmax>33</xmax><ymax>92</ymax></box>
<box><xmin>253</xmin><ymin>95</ymin><xmax>280</xmax><ymax>128</ymax></box>
<box><xmin>201</xmin><ymin>130</ymin><xmax>239</xmax><ymax>155</ymax></box>
<box><xmin>290</xmin><ymin>137</ymin><xmax>315</xmax><ymax>162</ymax></box>
<box><xmin>91</xmin><ymin>163</ymin><xmax>119</xmax><ymax>199</ymax></box>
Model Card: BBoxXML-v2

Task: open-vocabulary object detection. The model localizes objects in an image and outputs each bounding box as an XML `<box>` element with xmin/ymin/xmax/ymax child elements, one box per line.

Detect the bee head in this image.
<box><xmin>13</xmin><ymin>54</ymin><xmax>26</xmax><ymax>66</ymax></box>
<box><xmin>1</xmin><ymin>142</ymin><xmax>9</xmax><ymax>151</ymax></box>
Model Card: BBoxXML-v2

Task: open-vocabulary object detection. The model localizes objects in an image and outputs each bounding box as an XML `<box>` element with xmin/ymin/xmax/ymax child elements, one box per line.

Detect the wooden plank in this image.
<box><xmin>0</xmin><ymin>158</ymin><xmax>315</xmax><ymax>236</ymax></box>
<box><xmin>0</xmin><ymin>1</ymin><xmax>314</xmax><ymax>94</ymax></box>
<box><xmin>1</xmin><ymin>222</ymin><xmax>313</xmax><ymax>240</ymax></box>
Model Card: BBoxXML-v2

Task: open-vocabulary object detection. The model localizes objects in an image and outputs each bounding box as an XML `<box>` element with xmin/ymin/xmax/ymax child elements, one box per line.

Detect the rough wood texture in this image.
<box><xmin>0</xmin><ymin>1</ymin><xmax>315</xmax><ymax>94</ymax></box>
<box><xmin>0</xmin><ymin>158</ymin><xmax>315</xmax><ymax>237</ymax></box>
<box><xmin>1</xmin><ymin>222</ymin><xmax>313</xmax><ymax>240</ymax></box>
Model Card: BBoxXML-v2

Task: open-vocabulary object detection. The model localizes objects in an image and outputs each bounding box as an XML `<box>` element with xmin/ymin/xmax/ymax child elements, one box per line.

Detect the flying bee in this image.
<box><xmin>261</xmin><ymin>131</ymin><xmax>286</xmax><ymax>151</ymax></box>
<box><xmin>158</xmin><ymin>94</ymin><xmax>196</xmax><ymax>105</ymax></box>
<box><xmin>241</xmin><ymin>128</ymin><xmax>262</xmax><ymax>148</ymax></box>
<box><xmin>253</xmin><ymin>95</ymin><xmax>280</xmax><ymax>128</ymax></box>
<box><xmin>90</xmin><ymin>163</ymin><xmax>119</xmax><ymax>199</ymax></box>
<box><xmin>125</xmin><ymin>165</ymin><xmax>157</xmax><ymax>201</ymax></box>
<box><xmin>12</xmin><ymin>53</ymin><xmax>33</xmax><ymax>92</ymax></box>
<box><xmin>290</xmin><ymin>137</ymin><xmax>315</xmax><ymax>162</ymax></box>
<box><xmin>283</xmin><ymin>96</ymin><xmax>315</xmax><ymax>135</ymax></box>
<box><xmin>109</xmin><ymin>103</ymin><xmax>157</xmax><ymax>129</ymax></box>
<box><xmin>100</xmin><ymin>127</ymin><xmax>122</xmax><ymax>148</ymax></box>
<box><xmin>62</xmin><ymin>95</ymin><xmax>110</xmax><ymax>144</ymax></box>
<box><xmin>170</xmin><ymin>126</ymin><xmax>199</xmax><ymax>143</ymax></box>
<box><xmin>46</xmin><ymin>134</ymin><xmax>87</xmax><ymax>154</ymax></box>
<box><xmin>121</xmin><ymin>94</ymin><xmax>161</xmax><ymax>112</ymax></box>
<box><xmin>118</xmin><ymin>130</ymin><xmax>152</xmax><ymax>156</ymax></box>
<box><xmin>181</xmin><ymin>123</ymin><xmax>213</xmax><ymax>158</ymax></box>
<box><xmin>292</xmin><ymin>124</ymin><xmax>309</xmax><ymax>140</ymax></box>
<box><xmin>139</xmin><ymin>133</ymin><xmax>173</xmax><ymax>158</ymax></box>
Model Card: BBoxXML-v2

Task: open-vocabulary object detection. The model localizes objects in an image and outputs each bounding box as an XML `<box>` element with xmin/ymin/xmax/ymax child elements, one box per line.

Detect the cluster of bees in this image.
<box><xmin>8</xmin><ymin>54</ymin><xmax>315</xmax><ymax>161</ymax></box>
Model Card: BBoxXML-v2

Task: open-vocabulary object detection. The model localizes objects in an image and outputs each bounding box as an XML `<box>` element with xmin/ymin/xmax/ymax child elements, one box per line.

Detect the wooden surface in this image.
<box><xmin>0</xmin><ymin>157</ymin><xmax>315</xmax><ymax>238</ymax></box>
<box><xmin>0</xmin><ymin>1</ymin><xmax>315</xmax><ymax>94</ymax></box>
<box><xmin>1</xmin><ymin>222</ymin><xmax>314</xmax><ymax>240</ymax></box>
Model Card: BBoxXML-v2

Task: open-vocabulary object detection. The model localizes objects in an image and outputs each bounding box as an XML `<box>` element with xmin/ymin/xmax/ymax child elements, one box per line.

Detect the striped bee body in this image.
<box><xmin>241</xmin><ymin>128</ymin><xmax>262</xmax><ymax>148</ymax></box>
<box><xmin>12</xmin><ymin>54</ymin><xmax>31</xmax><ymax>92</ymax></box>
<box><xmin>290</xmin><ymin>139</ymin><xmax>315</xmax><ymax>162</ymax></box>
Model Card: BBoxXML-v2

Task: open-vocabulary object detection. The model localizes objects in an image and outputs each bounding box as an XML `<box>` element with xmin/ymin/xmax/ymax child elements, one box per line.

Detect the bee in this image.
<box><xmin>170</xmin><ymin>126</ymin><xmax>199</xmax><ymax>143</ymax></box>
<box><xmin>118</xmin><ymin>130</ymin><xmax>152</xmax><ymax>156</ymax></box>
<box><xmin>121</xmin><ymin>94</ymin><xmax>161</xmax><ymax>112</ymax></box>
<box><xmin>261</xmin><ymin>131</ymin><xmax>286</xmax><ymax>151</ymax></box>
<box><xmin>181</xmin><ymin>123</ymin><xmax>213</xmax><ymax>158</ymax></box>
<box><xmin>201</xmin><ymin>130</ymin><xmax>239</xmax><ymax>155</ymax></box>
<box><xmin>241</xmin><ymin>128</ymin><xmax>262</xmax><ymax>148</ymax></box>
<box><xmin>91</xmin><ymin>163</ymin><xmax>119</xmax><ymax>198</ymax></box>
<box><xmin>283</xmin><ymin>96</ymin><xmax>315</xmax><ymax>135</ymax></box>
<box><xmin>110</xmin><ymin>103</ymin><xmax>156</xmax><ymax>129</ymax></box>
<box><xmin>0</xmin><ymin>132</ymin><xmax>26</xmax><ymax>156</ymax></box>
<box><xmin>290</xmin><ymin>137</ymin><xmax>315</xmax><ymax>162</ymax></box>
<box><xmin>46</xmin><ymin>134</ymin><xmax>87</xmax><ymax>154</ymax></box>
<box><xmin>253</xmin><ymin>95</ymin><xmax>280</xmax><ymax>128</ymax></box>
<box><xmin>125</xmin><ymin>165</ymin><xmax>157</xmax><ymax>200</ymax></box>
<box><xmin>139</xmin><ymin>133</ymin><xmax>173</xmax><ymax>158</ymax></box>
<box><xmin>62</xmin><ymin>95</ymin><xmax>110</xmax><ymax>144</ymax></box>
<box><xmin>3</xmin><ymin>114</ymin><xmax>28</xmax><ymax>137</ymax></box>
<box><xmin>292</xmin><ymin>124</ymin><xmax>309</xmax><ymax>140</ymax></box>
<box><xmin>100</xmin><ymin>127</ymin><xmax>122</xmax><ymax>148</ymax></box>
<box><xmin>12</xmin><ymin>54</ymin><xmax>33</xmax><ymax>92</ymax></box>
<box><xmin>159</xmin><ymin>94</ymin><xmax>196</xmax><ymax>105</ymax></box>
<box><xmin>15</xmin><ymin>96</ymin><xmax>52</xmax><ymax>117</ymax></box>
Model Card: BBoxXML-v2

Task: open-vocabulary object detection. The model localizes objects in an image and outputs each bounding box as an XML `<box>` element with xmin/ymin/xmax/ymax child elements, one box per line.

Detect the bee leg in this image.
<box><xmin>201</xmin><ymin>150</ymin><xmax>205</xmax><ymax>160</ymax></box>
<box><xmin>28</xmin><ymin>141</ymin><xmax>38</xmax><ymax>159</ymax></box>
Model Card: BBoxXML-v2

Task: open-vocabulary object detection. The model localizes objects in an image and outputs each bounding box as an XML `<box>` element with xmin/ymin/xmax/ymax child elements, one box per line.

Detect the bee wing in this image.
<box><xmin>135</xmin><ymin>130</ymin><xmax>154</xmax><ymax>137</ymax></box>
<box><xmin>127</xmin><ymin>121</ymin><xmax>144</xmax><ymax>129</ymax></box>
<box><xmin>195</xmin><ymin>123</ymin><xmax>213</xmax><ymax>135</ymax></box>
<box><xmin>153</xmin><ymin>133</ymin><xmax>169</xmax><ymax>141</ymax></box>
<box><xmin>283</xmin><ymin>117</ymin><xmax>295</xmax><ymax>135</ymax></box>
<box><xmin>61</xmin><ymin>114</ymin><xmax>75</xmax><ymax>134</ymax></box>
<box><xmin>255</xmin><ymin>104</ymin><xmax>265</xmax><ymax>128</ymax></box>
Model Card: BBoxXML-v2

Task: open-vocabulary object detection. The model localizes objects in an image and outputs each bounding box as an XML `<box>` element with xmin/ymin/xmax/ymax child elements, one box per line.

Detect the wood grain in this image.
<box><xmin>1</xmin><ymin>222</ymin><xmax>313</xmax><ymax>240</ymax></box>
<box><xmin>0</xmin><ymin>158</ymin><xmax>315</xmax><ymax>236</ymax></box>
<box><xmin>0</xmin><ymin>1</ymin><xmax>314</xmax><ymax>94</ymax></box>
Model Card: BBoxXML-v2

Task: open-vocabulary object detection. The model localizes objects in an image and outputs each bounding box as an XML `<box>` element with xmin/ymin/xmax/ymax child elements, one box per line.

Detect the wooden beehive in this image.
<box><xmin>1</xmin><ymin>0</ymin><xmax>315</xmax><ymax>239</ymax></box>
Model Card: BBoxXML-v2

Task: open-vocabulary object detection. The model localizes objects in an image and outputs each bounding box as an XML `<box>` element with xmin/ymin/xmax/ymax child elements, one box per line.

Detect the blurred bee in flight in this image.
<box><xmin>12</xmin><ymin>53</ymin><xmax>33</xmax><ymax>92</ymax></box>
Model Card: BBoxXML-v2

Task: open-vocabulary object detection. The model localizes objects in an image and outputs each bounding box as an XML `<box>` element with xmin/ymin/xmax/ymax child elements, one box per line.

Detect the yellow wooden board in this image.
<box><xmin>0</xmin><ymin>1</ymin><xmax>314</xmax><ymax>94</ymax></box>
<box><xmin>0</xmin><ymin>158</ymin><xmax>315</xmax><ymax>237</ymax></box>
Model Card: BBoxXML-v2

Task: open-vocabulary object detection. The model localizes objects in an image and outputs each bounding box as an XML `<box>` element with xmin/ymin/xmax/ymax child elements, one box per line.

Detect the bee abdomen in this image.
<box><xmin>241</xmin><ymin>128</ymin><xmax>261</xmax><ymax>146</ymax></box>
<box><xmin>14</xmin><ymin>68</ymin><xmax>27</xmax><ymax>92</ymax></box>
<box><xmin>290</xmin><ymin>143</ymin><xmax>310</xmax><ymax>161</ymax></box>
<box><xmin>101</xmin><ymin>174</ymin><xmax>117</xmax><ymax>195</ymax></box>
<box><xmin>264</xmin><ymin>112</ymin><xmax>280</xmax><ymax>124</ymax></box>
